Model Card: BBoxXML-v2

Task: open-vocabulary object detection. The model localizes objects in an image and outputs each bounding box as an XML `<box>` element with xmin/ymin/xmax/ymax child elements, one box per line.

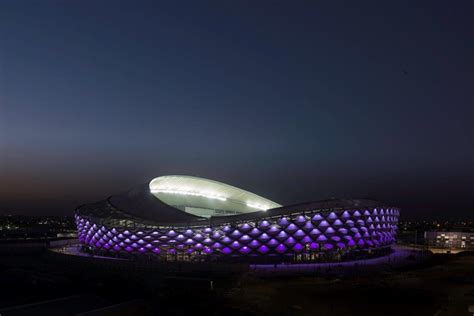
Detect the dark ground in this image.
<box><xmin>0</xmin><ymin>249</ymin><xmax>473</xmax><ymax>316</ymax></box>
<box><xmin>226</xmin><ymin>254</ymin><xmax>474</xmax><ymax>315</ymax></box>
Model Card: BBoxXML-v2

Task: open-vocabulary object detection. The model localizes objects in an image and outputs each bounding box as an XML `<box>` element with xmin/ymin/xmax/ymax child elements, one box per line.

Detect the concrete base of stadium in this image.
<box><xmin>47</xmin><ymin>244</ymin><xmax>430</xmax><ymax>277</ymax></box>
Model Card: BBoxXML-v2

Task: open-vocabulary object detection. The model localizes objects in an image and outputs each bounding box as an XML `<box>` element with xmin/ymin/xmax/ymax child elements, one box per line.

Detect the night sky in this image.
<box><xmin>1</xmin><ymin>1</ymin><xmax>473</xmax><ymax>219</ymax></box>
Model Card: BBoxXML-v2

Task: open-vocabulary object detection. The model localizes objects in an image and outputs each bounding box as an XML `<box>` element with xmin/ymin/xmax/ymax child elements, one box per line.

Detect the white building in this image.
<box><xmin>424</xmin><ymin>231</ymin><xmax>474</xmax><ymax>253</ymax></box>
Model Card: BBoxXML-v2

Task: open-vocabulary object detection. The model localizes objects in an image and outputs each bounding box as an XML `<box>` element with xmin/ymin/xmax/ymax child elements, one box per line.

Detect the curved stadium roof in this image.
<box><xmin>77</xmin><ymin>175</ymin><xmax>395</xmax><ymax>228</ymax></box>
<box><xmin>149</xmin><ymin>175</ymin><xmax>282</xmax><ymax>217</ymax></box>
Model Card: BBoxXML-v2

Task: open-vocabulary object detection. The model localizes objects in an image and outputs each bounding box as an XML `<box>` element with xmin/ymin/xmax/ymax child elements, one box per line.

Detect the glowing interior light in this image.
<box><xmin>151</xmin><ymin>189</ymin><xmax>227</xmax><ymax>201</ymax></box>
<box><xmin>246</xmin><ymin>202</ymin><xmax>270</xmax><ymax>211</ymax></box>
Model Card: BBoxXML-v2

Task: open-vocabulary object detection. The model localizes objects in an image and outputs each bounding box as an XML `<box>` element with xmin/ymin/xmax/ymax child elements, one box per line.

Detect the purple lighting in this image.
<box><xmin>303</xmin><ymin>222</ymin><xmax>314</xmax><ymax>231</ymax></box>
<box><xmin>285</xmin><ymin>237</ymin><xmax>296</xmax><ymax>246</ymax></box>
<box><xmin>239</xmin><ymin>223</ymin><xmax>252</xmax><ymax>232</ymax></box>
<box><xmin>324</xmin><ymin>243</ymin><xmax>334</xmax><ymax>250</ymax></box>
<box><xmin>278</xmin><ymin>217</ymin><xmax>289</xmax><ymax>226</ymax></box>
<box><xmin>249</xmin><ymin>228</ymin><xmax>261</xmax><ymax>237</ymax></box>
<box><xmin>286</xmin><ymin>223</ymin><xmax>298</xmax><ymax>232</ymax></box>
<box><xmin>295</xmin><ymin>215</ymin><xmax>306</xmax><ymax>225</ymax></box>
<box><xmin>319</xmin><ymin>220</ymin><xmax>330</xmax><ymax>227</ymax></box>
<box><xmin>249</xmin><ymin>240</ymin><xmax>261</xmax><ymax>248</ymax></box>
<box><xmin>294</xmin><ymin>229</ymin><xmax>305</xmax><ymax>237</ymax></box>
<box><xmin>221</xmin><ymin>247</ymin><xmax>232</xmax><ymax>254</ymax></box>
<box><xmin>231</xmin><ymin>230</ymin><xmax>242</xmax><ymax>238</ymax></box>
<box><xmin>328</xmin><ymin>212</ymin><xmax>337</xmax><ymax>220</ymax></box>
<box><xmin>309</xmin><ymin>228</ymin><xmax>321</xmax><ymax>236</ymax></box>
<box><xmin>276</xmin><ymin>244</ymin><xmax>287</xmax><ymax>253</ymax></box>
<box><xmin>75</xmin><ymin>205</ymin><xmax>399</xmax><ymax>259</ymax></box>
<box><xmin>293</xmin><ymin>243</ymin><xmax>304</xmax><ymax>252</ymax></box>
<box><xmin>268</xmin><ymin>225</ymin><xmax>280</xmax><ymax>235</ymax></box>
<box><xmin>258</xmin><ymin>233</ymin><xmax>270</xmax><ymax>241</ymax></box>
<box><xmin>268</xmin><ymin>239</ymin><xmax>279</xmax><ymax>247</ymax></box>
<box><xmin>240</xmin><ymin>246</ymin><xmax>251</xmax><ymax>254</ymax></box>
<box><xmin>276</xmin><ymin>231</ymin><xmax>288</xmax><ymax>241</ymax></box>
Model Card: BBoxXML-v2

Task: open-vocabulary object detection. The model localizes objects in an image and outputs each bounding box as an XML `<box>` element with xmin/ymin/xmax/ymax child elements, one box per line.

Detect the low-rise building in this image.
<box><xmin>424</xmin><ymin>231</ymin><xmax>474</xmax><ymax>253</ymax></box>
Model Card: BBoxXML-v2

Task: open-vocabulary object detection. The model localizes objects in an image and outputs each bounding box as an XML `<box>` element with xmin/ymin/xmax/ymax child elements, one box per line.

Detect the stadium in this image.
<box><xmin>75</xmin><ymin>175</ymin><xmax>399</xmax><ymax>263</ymax></box>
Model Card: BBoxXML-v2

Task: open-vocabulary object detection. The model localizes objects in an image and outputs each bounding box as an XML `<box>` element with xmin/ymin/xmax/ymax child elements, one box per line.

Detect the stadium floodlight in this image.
<box><xmin>150</xmin><ymin>189</ymin><xmax>227</xmax><ymax>201</ymax></box>
<box><xmin>246</xmin><ymin>202</ymin><xmax>270</xmax><ymax>211</ymax></box>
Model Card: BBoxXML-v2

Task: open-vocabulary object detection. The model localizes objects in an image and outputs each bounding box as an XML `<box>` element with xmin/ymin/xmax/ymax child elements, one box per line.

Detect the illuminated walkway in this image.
<box><xmin>49</xmin><ymin>244</ymin><xmax>429</xmax><ymax>277</ymax></box>
<box><xmin>50</xmin><ymin>244</ymin><xmax>127</xmax><ymax>260</ymax></box>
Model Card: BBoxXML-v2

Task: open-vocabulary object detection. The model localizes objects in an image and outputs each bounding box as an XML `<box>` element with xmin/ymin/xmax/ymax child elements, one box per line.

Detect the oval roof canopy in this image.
<box><xmin>149</xmin><ymin>175</ymin><xmax>281</xmax><ymax>218</ymax></box>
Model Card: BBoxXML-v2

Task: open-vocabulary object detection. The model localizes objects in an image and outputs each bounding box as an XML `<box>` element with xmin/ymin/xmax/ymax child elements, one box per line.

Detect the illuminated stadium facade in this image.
<box><xmin>75</xmin><ymin>175</ymin><xmax>399</xmax><ymax>263</ymax></box>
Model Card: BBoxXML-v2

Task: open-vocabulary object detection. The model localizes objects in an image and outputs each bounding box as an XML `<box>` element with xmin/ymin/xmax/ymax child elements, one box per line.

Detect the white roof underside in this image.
<box><xmin>149</xmin><ymin>175</ymin><xmax>281</xmax><ymax>217</ymax></box>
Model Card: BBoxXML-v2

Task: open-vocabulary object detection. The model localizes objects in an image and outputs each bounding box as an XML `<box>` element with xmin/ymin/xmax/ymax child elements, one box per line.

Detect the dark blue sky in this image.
<box><xmin>1</xmin><ymin>1</ymin><xmax>473</xmax><ymax>219</ymax></box>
